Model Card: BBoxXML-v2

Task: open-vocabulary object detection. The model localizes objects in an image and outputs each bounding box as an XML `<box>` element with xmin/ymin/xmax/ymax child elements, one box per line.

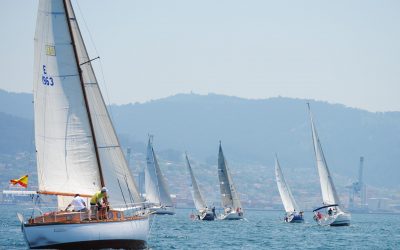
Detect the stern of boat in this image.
<box><xmin>200</xmin><ymin>211</ymin><xmax>215</xmax><ymax>221</ymax></box>
<box><xmin>288</xmin><ymin>214</ymin><xmax>304</xmax><ymax>223</ymax></box>
<box><xmin>219</xmin><ymin>211</ymin><xmax>244</xmax><ymax>220</ymax></box>
<box><xmin>330</xmin><ymin>212</ymin><xmax>351</xmax><ymax>226</ymax></box>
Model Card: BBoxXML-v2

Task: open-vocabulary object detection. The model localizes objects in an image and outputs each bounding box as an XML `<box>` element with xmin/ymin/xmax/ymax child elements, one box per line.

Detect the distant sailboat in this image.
<box><xmin>145</xmin><ymin>136</ymin><xmax>175</xmax><ymax>215</ymax></box>
<box><xmin>307</xmin><ymin>104</ymin><xmax>351</xmax><ymax>226</ymax></box>
<box><xmin>19</xmin><ymin>1</ymin><xmax>149</xmax><ymax>248</ymax></box>
<box><xmin>185</xmin><ymin>153</ymin><xmax>215</xmax><ymax>221</ymax></box>
<box><xmin>274</xmin><ymin>155</ymin><xmax>304</xmax><ymax>223</ymax></box>
<box><xmin>217</xmin><ymin>142</ymin><xmax>244</xmax><ymax>220</ymax></box>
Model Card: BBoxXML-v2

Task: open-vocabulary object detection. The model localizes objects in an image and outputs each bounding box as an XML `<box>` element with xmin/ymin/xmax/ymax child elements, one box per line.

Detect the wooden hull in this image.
<box><xmin>22</xmin><ymin>217</ymin><xmax>149</xmax><ymax>249</ymax></box>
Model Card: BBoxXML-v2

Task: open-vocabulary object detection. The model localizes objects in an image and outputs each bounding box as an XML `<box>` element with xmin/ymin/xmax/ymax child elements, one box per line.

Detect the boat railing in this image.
<box><xmin>112</xmin><ymin>202</ymin><xmax>151</xmax><ymax>217</ymax></box>
<box><xmin>23</xmin><ymin>202</ymin><xmax>151</xmax><ymax>224</ymax></box>
<box><xmin>22</xmin><ymin>203</ymin><xmax>150</xmax><ymax>225</ymax></box>
<box><xmin>23</xmin><ymin>206</ymin><xmax>91</xmax><ymax>224</ymax></box>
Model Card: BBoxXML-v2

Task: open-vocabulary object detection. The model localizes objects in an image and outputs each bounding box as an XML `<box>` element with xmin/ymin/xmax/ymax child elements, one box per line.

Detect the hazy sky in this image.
<box><xmin>1</xmin><ymin>0</ymin><xmax>399</xmax><ymax>112</ymax></box>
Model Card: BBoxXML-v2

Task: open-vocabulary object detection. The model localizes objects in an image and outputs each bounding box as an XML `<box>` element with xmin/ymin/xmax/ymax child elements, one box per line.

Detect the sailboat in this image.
<box><xmin>217</xmin><ymin>142</ymin><xmax>244</xmax><ymax>220</ymax></box>
<box><xmin>145</xmin><ymin>136</ymin><xmax>175</xmax><ymax>215</ymax></box>
<box><xmin>274</xmin><ymin>155</ymin><xmax>304</xmax><ymax>223</ymax></box>
<box><xmin>307</xmin><ymin>104</ymin><xmax>351</xmax><ymax>226</ymax></box>
<box><xmin>18</xmin><ymin>1</ymin><xmax>149</xmax><ymax>248</ymax></box>
<box><xmin>185</xmin><ymin>153</ymin><xmax>215</xmax><ymax>221</ymax></box>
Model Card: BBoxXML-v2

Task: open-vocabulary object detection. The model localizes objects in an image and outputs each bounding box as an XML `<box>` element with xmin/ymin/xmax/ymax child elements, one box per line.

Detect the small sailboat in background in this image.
<box><xmin>274</xmin><ymin>155</ymin><xmax>304</xmax><ymax>223</ymax></box>
<box><xmin>307</xmin><ymin>103</ymin><xmax>351</xmax><ymax>226</ymax></box>
<box><xmin>217</xmin><ymin>142</ymin><xmax>244</xmax><ymax>220</ymax></box>
<box><xmin>185</xmin><ymin>153</ymin><xmax>215</xmax><ymax>221</ymax></box>
<box><xmin>19</xmin><ymin>1</ymin><xmax>149</xmax><ymax>248</ymax></box>
<box><xmin>145</xmin><ymin>136</ymin><xmax>175</xmax><ymax>215</ymax></box>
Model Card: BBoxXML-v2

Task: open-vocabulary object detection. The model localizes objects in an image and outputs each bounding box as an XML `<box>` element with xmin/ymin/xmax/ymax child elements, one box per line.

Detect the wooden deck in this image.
<box><xmin>27</xmin><ymin>209</ymin><xmax>146</xmax><ymax>225</ymax></box>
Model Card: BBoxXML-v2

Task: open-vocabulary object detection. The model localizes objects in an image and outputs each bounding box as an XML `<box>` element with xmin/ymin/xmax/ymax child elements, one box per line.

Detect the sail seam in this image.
<box><xmin>98</xmin><ymin>145</ymin><xmax>119</xmax><ymax>149</ymax></box>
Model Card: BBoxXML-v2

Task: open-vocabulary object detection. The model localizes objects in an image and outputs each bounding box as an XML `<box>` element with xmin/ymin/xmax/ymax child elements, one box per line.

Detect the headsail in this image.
<box><xmin>274</xmin><ymin>155</ymin><xmax>300</xmax><ymax>213</ymax></box>
<box><xmin>308</xmin><ymin>104</ymin><xmax>341</xmax><ymax>206</ymax></box>
<box><xmin>34</xmin><ymin>0</ymin><xmax>141</xmax><ymax>209</ymax></box>
<box><xmin>185</xmin><ymin>153</ymin><xmax>207</xmax><ymax>211</ymax></box>
<box><xmin>217</xmin><ymin>142</ymin><xmax>241</xmax><ymax>210</ymax></box>
<box><xmin>145</xmin><ymin>137</ymin><xmax>173</xmax><ymax>207</ymax></box>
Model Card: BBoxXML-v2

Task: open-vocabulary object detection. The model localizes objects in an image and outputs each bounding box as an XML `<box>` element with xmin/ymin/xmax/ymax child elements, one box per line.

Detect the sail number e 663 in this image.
<box><xmin>42</xmin><ymin>65</ymin><xmax>54</xmax><ymax>86</ymax></box>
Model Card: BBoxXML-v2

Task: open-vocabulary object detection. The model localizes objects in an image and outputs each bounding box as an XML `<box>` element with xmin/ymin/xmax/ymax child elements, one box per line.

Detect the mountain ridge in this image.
<box><xmin>0</xmin><ymin>89</ymin><xmax>399</xmax><ymax>188</ymax></box>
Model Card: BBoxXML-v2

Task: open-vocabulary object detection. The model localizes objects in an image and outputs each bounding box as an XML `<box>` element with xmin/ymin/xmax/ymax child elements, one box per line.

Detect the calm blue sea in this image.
<box><xmin>1</xmin><ymin>205</ymin><xmax>399</xmax><ymax>249</ymax></box>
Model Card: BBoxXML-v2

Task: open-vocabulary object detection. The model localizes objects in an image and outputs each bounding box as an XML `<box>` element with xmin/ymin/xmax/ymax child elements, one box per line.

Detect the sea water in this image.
<box><xmin>1</xmin><ymin>205</ymin><xmax>399</xmax><ymax>249</ymax></box>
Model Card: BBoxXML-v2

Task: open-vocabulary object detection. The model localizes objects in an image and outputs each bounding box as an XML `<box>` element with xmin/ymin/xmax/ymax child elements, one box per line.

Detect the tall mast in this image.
<box><xmin>63</xmin><ymin>0</ymin><xmax>105</xmax><ymax>187</ymax></box>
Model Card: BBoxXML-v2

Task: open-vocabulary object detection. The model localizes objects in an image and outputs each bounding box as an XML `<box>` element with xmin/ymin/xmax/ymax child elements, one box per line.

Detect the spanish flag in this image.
<box><xmin>10</xmin><ymin>175</ymin><xmax>28</xmax><ymax>188</ymax></box>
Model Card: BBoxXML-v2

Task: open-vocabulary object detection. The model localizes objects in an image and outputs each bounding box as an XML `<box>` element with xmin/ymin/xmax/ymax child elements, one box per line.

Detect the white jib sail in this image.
<box><xmin>308</xmin><ymin>105</ymin><xmax>341</xmax><ymax>206</ymax></box>
<box><xmin>185</xmin><ymin>153</ymin><xmax>207</xmax><ymax>211</ymax></box>
<box><xmin>218</xmin><ymin>143</ymin><xmax>242</xmax><ymax>210</ymax></box>
<box><xmin>145</xmin><ymin>137</ymin><xmax>173</xmax><ymax>207</ymax></box>
<box><xmin>274</xmin><ymin>156</ymin><xmax>300</xmax><ymax>213</ymax></box>
<box><xmin>34</xmin><ymin>0</ymin><xmax>141</xmax><ymax>209</ymax></box>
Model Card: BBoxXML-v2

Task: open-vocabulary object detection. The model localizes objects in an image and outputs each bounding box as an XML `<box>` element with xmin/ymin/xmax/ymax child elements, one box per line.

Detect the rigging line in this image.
<box><xmin>117</xmin><ymin>179</ymin><xmax>129</xmax><ymax>211</ymax></box>
<box><xmin>31</xmin><ymin>195</ymin><xmax>40</xmax><ymax>219</ymax></box>
<box><xmin>124</xmin><ymin>175</ymin><xmax>135</xmax><ymax>205</ymax></box>
<box><xmin>75</xmin><ymin>1</ymin><xmax>115</xmax><ymax>121</ymax></box>
<box><xmin>80</xmin><ymin>56</ymin><xmax>100</xmax><ymax>66</ymax></box>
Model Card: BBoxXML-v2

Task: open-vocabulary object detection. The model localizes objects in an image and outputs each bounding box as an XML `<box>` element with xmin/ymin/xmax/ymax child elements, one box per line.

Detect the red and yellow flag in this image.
<box><xmin>10</xmin><ymin>175</ymin><xmax>28</xmax><ymax>188</ymax></box>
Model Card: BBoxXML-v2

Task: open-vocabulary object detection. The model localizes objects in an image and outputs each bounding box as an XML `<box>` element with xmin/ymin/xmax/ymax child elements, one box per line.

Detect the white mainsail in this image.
<box><xmin>185</xmin><ymin>153</ymin><xmax>207</xmax><ymax>211</ymax></box>
<box><xmin>145</xmin><ymin>137</ymin><xmax>173</xmax><ymax>207</ymax></box>
<box><xmin>34</xmin><ymin>0</ymin><xmax>141</xmax><ymax>209</ymax></box>
<box><xmin>218</xmin><ymin>143</ymin><xmax>241</xmax><ymax>210</ymax></box>
<box><xmin>274</xmin><ymin>155</ymin><xmax>300</xmax><ymax>213</ymax></box>
<box><xmin>308</xmin><ymin>104</ymin><xmax>341</xmax><ymax>206</ymax></box>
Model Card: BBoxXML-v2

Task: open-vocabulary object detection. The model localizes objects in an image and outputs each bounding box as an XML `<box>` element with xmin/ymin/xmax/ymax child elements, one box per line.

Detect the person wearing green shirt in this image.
<box><xmin>90</xmin><ymin>187</ymin><xmax>108</xmax><ymax>207</ymax></box>
<box><xmin>89</xmin><ymin>187</ymin><xmax>108</xmax><ymax>220</ymax></box>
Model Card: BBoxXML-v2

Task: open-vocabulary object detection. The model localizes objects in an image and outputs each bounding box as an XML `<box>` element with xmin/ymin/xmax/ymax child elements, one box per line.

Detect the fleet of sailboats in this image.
<box><xmin>145</xmin><ymin>136</ymin><xmax>175</xmax><ymax>215</ymax></box>
<box><xmin>185</xmin><ymin>153</ymin><xmax>215</xmax><ymax>220</ymax></box>
<box><xmin>308</xmin><ymin>104</ymin><xmax>351</xmax><ymax>226</ymax></box>
<box><xmin>19</xmin><ymin>1</ymin><xmax>150</xmax><ymax>248</ymax></box>
<box><xmin>274</xmin><ymin>155</ymin><xmax>304</xmax><ymax>223</ymax></box>
<box><xmin>15</xmin><ymin>2</ymin><xmax>359</xmax><ymax>248</ymax></box>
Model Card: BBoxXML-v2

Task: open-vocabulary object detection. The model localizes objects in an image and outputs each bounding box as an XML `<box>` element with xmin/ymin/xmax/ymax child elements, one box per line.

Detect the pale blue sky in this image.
<box><xmin>1</xmin><ymin>0</ymin><xmax>399</xmax><ymax>111</ymax></box>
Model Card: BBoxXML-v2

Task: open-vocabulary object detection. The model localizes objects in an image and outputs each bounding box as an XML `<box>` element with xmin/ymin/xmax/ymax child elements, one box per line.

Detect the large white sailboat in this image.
<box><xmin>19</xmin><ymin>1</ymin><xmax>150</xmax><ymax>248</ymax></box>
<box><xmin>145</xmin><ymin>136</ymin><xmax>175</xmax><ymax>215</ymax></box>
<box><xmin>308</xmin><ymin>104</ymin><xmax>351</xmax><ymax>226</ymax></box>
<box><xmin>185</xmin><ymin>153</ymin><xmax>215</xmax><ymax>221</ymax></box>
<box><xmin>274</xmin><ymin>155</ymin><xmax>304</xmax><ymax>223</ymax></box>
<box><xmin>217</xmin><ymin>142</ymin><xmax>244</xmax><ymax>220</ymax></box>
